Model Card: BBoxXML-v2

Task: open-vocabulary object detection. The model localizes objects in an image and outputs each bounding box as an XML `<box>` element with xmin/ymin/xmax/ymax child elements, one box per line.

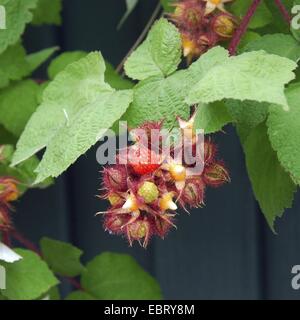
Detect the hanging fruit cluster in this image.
<box><xmin>0</xmin><ymin>146</ymin><xmax>20</xmax><ymax>231</ymax></box>
<box><xmin>0</xmin><ymin>177</ymin><xmax>19</xmax><ymax>231</ymax></box>
<box><xmin>169</xmin><ymin>0</ymin><xmax>238</xmax><ymax>62</ymax></box>
<box><xmin>99</xmin><ymin>115</ymin><xmax>229</xmax><ymax>248</ymax></box>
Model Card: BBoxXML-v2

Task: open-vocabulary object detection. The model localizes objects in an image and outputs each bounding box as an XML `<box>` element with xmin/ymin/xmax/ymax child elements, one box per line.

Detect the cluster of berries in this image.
<box><xmin>169</xmin><ymin>0</ymin><xmax>238</xmax><ymax>62</ymax></box>
<box><xmin>0</xmin><ymin>177</ymin><xmax>19</xmax><ymax>232</ymax></box>
<box><xmin>0</xmin><ymin>146</ymin><xmax>19</xmax><ymax>232</ymax></box>
<box><xmin>99</xmin><ymin>115</ymin><xmax>229</xmax><ymax>248</ymax></box>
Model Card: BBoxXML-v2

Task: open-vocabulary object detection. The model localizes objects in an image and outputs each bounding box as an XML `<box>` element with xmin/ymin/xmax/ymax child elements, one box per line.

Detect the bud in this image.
<box><xmin>181</xmin><ymin>32</ymin><xmax>203</xmax><ymax>62</ymax></box>
<box><xmin>159</xmin><ymin>192</ymin><xmax>178</xmax><ymax>211</ymax></box>
<box><xmin>0</xmin><ymin>205</ymin><xmax>11</xmax><ymax>231</ymax></box>
<box><xmin>198</xmin><ymin>32</ymin><xmax>219</xmax><ymax>48</ymax></box>
<box><xmin>0</xmin><ymin>177</ymin><xmax>19</xmax><ymax>203</ymax></box>
<box><xmin>203</xmin><ymin>0</ymin><xmax>234</xmax><ymax>16</ymax></box>
<box><xmin>155</xmin><ymin>214</ymin><xmax>176</xmax><ymax>238</ymax></box>
<box><xmin>177</xmin><ymin>112</ymin><xmax>197</xmax><ymax>142</ymax></box>
<box><xmin>211</xmin><ymin>13</ymin><xmax>238</xmax><ymax>38</ymax></box>
<box><xmin>137</xmin><ymin>181</ymin><xmax>159</xmax><ymax>204</ymax></box>
<box><xmin>131</xmin><ymin>121</ymin><xmax>164</xmax><ymax>148</ymax></box>
<box><xmin>169</xmin><ymin>164</ymin><xmax>187</xmax><ymax>182</ymax></box>
<box><xmin>171</xmin><ymin>0</ymin><xmax>204</xmax><ymax>30</ymax></box>
<box><xmin>108</xmin><ymin>193</ymin><xmax>123</xmax><ymax>206</ymax></box>
<box><xmin>204</xmin><ymin>140</ymin><xmax>217</xmax><ymax>164</ymax></box>
<box><xmin>0</xmin><ymin>145</ymin><xmax>14</xmax><ymax>163</ymax></box>
<box><xmin>104</xmin><ymin>214</ymin><xmax>127</xmax><ymax>234</ymax></box>
<box><xmin>122</xmin><ymin>193</ymin><xmax>139</xmax><ymax>211</ymax></box>
<box><xmin>181</xmin><ymin>178</ymin><xmax>205</xmax><ymax>207</ymax></box>
<box><xmin>203</xmin><ymin>161</ymin><xmax>230</xmax><ymax>187</ymax></box>
<box><xmin>126</xmin><ymin>219</ymin><xmax>151</xmax><ymax>248</ymax></box>
<box><xmin>103</xmin><ymin>165</ymin><xmax>128</xmax><ymax>192</ymax></box>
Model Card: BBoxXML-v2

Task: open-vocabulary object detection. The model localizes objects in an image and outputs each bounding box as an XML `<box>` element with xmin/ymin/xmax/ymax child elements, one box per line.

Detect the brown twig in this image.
<box><xmin>116</xmin><ymin>1</ymin><xmax>162</xmax><ymax>74</ymax></box>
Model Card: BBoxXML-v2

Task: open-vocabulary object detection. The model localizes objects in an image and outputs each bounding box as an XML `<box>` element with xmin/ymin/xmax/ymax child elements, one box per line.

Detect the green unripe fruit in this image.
<box><xmin>138</xmin><ymin>181</ymin><xmax>159</xmax><ymax>204</ymax></box>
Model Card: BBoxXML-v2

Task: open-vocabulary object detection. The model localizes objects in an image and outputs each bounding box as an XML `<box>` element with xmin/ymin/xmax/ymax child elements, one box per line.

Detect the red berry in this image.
<box><xmin>129</xmin><ymin>146</ymin><xmax>161</xmax><ymax>175</ymax></box>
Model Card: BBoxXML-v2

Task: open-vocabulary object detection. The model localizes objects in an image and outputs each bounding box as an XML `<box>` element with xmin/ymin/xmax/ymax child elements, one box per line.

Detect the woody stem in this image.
<box><xmin>274</xmin><ymin>0</ymin><xmax>292</xmax><ymax>24</ymax></box>
<box><xmin>116</xmin><ymin>1</ymin><xmax>162</xmax><ymax>73</ymax></box>
<box><xmin>228</xmin><ymin>0</ymin><xmax>262</xmax><ymax>56</ymax></box>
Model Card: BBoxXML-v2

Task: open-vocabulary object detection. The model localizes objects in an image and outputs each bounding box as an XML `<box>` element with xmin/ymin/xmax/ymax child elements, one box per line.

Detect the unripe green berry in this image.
<box><xmin>138</xmin><ymin>181</ymin><xmax>159</xmax><ymax>204</ymax></box>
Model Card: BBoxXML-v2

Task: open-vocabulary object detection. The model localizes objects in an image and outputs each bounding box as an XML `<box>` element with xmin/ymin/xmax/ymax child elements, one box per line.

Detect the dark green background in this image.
<box><xmin>12</xmin><ymin>0</ymin><xmax>300</xmax><ymax>299</ymax></box>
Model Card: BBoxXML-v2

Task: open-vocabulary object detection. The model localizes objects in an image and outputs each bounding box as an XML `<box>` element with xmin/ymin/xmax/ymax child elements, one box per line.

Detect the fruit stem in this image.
<box><xmin>116</xmin><ymin>1</ymin><xmax>162</xmax><ymax>74</ymax></box>
<box><xmin>228</xmin><ymin>0</ymin><xmax>262</xmax><ymax>56</ymax></box>
<box><xmin>274</xmin><ymin>0</ymin><xmax>292</xmax><ymax>24</ymax></box>
<box><xmin>2</xmin><ymin>231</ymin><xmax>12</xmax><ymax>247</ymax></box>
<box><xmin>11</xmin><ymin>229</ymin><xmax>40</xmax><ymax>255</ymax></box>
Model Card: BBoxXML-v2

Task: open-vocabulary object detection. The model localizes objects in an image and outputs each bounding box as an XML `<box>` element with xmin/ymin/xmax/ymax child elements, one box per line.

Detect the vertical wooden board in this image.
<box><xmin>261</xmin><ymin>192</ymin><xmax>300</xmax><ymax>299</ymax></box>
<box><xmin>153</xmin><ymin>127</ymin><xmax>262</xmax><ymax>299</ymax></box>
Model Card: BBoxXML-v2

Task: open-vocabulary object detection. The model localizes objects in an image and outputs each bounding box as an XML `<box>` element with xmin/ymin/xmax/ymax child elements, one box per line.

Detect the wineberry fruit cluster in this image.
<box><xmin>169</xmin><ymin>0</ymin><xmax>238</xmax><ymax>62</ymax></box>
<box><xmin>0</xmin><ymin>176</ymin><xmax>19</xmax><ymax>231</ymax></box>
<box><xmin>99</xmin><ymin>115</ymin><xmax>229</xmax><ymax>248</ymax></box>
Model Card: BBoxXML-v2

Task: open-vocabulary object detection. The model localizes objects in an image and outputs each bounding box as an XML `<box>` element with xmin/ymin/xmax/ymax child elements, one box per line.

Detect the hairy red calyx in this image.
<box><xmin>98</xmin><ymin>116</ymin><xmax>229</xmax><ymax>248</ymax></box>
<box><xmin>169</xmin><ymin>0</ymin><xmax>238</xmax><ymax>62</ymax></box>
<box><xmin>0</xmin><ymin>176</ymin><xmax>19</xmax><ymax>231</ymax></box>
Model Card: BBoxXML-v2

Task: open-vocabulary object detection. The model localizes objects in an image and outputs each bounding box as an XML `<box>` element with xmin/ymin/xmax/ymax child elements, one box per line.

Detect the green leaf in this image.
<box><xmin>0</xmin><ymin>43</ymin><xmax>31</xmax><ymax>88</ymax></box>
<box><xmin>267</xmin><ymin>83</ymin><xmax>300</xmax><ymax>185</ymax></box>
<box><xmin>265</xmin><ymin>0</ymin><xmax>294</xmax><ymax>33</ymax></box>
<box><xmin>47</xmin><ymin>51</ymin><xmax>88</xmax><ymax>79</ymax></box>
<box><xmin>40</xmin><ymin>237</ymin><xmax>84</xmax><ymax>277</ymax></box>
<box><xmin>194</xmin><ymin>101</ymin><xmax>232</xmax><ymax>134</ymax></box>
<box><xmin>124</xmin><ymin>72</ymin><xmax>189</xmax><ymax>129</ymax></box>
<box><xmin>0</xmin><ymin>0</ymin><xmax>38</xmax><ymax>54</ymax></box>
<box><xmin>65</xmin><ymin>291</ymin><xmax>96</xmax><ymax>300</ymax></box>
<box><xmin>0</xmin><ymin>125</ymin><xmax>16</xmax><ymax>144</ymax></box>
<box><xmin>186</xmin><ymin>50</ymin><xmax>296</xmax><ymax>111</ymax></box>
<box><xmin>225</xmin><ymin>100</ymin><xmax>269</xmax><ymax>143</ymax></box>
<box><xmin>26</xmin><ymin>47</ymin><xmax>58</xmax><ymax>73</ymax></box>
<box><xmin>81</xmin><ymin>252</ymin><xmax>162</xmax><ymax>300</ymax></box>
<box><xmin>0</xmin><ymin>154</ymin><xmax>53</xmax><ymax>192</ymax></box>
<box><xmin>47</xmin><ymin>286</ymin><xmax>60</xmax><ymax>300</ymax></box>
<box><xmin>36</xmin><ymin>81</ymin><xmax>49</xmax><ymax>104</ymax></box>
<box><xmin>238</xmin><ymin>31</ymin><xmax>261</xmax><ymax>50</ymax></box>
<box><xmin>161</xmin><ymin>0</ymin><xmax>175</xmax><ymax>12</ymax></box>
<box><xmin>124</xmin><ymin>40</ymin><xmax>162</xmax><ymax>80</ymax></box>
<box><xmin>125</xmin><ymin>46</ymin><xmax>228</xmax><ymax>129</ymax></box>
<box><xmin>105</xmin><ymin>62</ymin><xmax>134</xmax><ymax>90</ymax></box>
<box><xmin>13</xmin><ymin>52</ymin><xmax>107</xmax><ymax>166</ymax></box>
<box><xmin>117</xmin><ymin>0</ymin><xmax>139</xmax><ymax>29</ymax></box>
<box><xmin>0</xmin><ymin>293</ymin><xmax>7</xmax><ymax>300</ymax></box>
<box><xmin>31</xmin><ymin>0</ymin><xmax>62</xmax><ymax>25</ymax></box>
<box><xmin>242</xmin><ymin>34</ymin><xmax>300</xmax><ymax>62</ymax></box>
<box><xmin>230</xmin><ymin>0</ymin><xmax>273</xmax><ymax>29</ymax></box>
<box><xmin>124</xmin><ymin>18</ymin><xmax>182</xmax><ymax>80</ymax></box>
<box><xmin>243</xmin><ymin>123</ymin><xmax>296</xmax><ymax>230</ymax></box>
<box><xmin>12</xmin><ymin>52</ymin><xmax>133</xmax><ymax>183</ymax></box>
<box><xmin>0</xmin><ymin>249</ymin><xmax>59</xmax><ymax>300</ymax></box>
<box><xmin>35</xmin><ymin>89</ymin><xmax>132</xmax><ymax>183</ymax></box>
<box><xmin>0</xmin><ymin>80</ymin><xmax>40</xmax><ymax>136</ymax></box>
<box><xmin>0</xmin><ymin>144</ymin><xmax>14</xmax><ymax>164</ymax></box>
